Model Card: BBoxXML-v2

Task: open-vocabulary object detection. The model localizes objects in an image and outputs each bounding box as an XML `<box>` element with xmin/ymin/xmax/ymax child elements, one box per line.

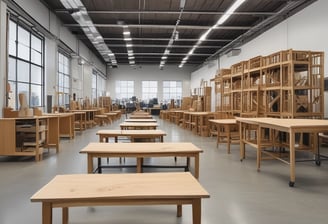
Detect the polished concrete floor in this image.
<box><xmin>1</xmin><ymin>116</ymin><xmax>328</xmax><ymax>224</ymax></box>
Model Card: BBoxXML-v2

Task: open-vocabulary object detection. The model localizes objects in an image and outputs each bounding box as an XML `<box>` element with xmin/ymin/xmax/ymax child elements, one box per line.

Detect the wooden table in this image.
<box><xmin>120</xmin><ymin>122</ymin><xmax>158</xmax><ymax>130</ymax></box>
<box><xmin>71</xmin><ymin>111</ymin><xmax>86</xmax><ymax>132</ymax></box>
<box><xmin>125</xmin><ymin>118</ymin><xmax>157</xmax><ymax>122</ymax></box>
<box><xmin>237</xmin><ymin>117</ymin><xmax>328</xmax><ymax>187</ymax></box>
<box><xmin>209</xmin><ymin>119</ymin><xmax>239</xmax><ymax>153</ymax></box>
<box><xmin>31</xmin><ymin>172</ymin><xmax>209</xmax><ymax>224</ymax></box>
<box><xmin>80</xmin><ymin>142</ymin><xmax>203</xmax><ymax>178</ymax></box>
<box><xmin>70</xmin><ymin>109</ymin><xmax>98</xmax><ymax>128</ymax></box>
<box><xmin>129</xmin><ymin>114</ymin><xmax>153</xmax><ymax>119</ymax></box>
<box><xmin>97</xmin><ymin>129</ymin><xmax>166</xmax><ymax>143</ymax></box>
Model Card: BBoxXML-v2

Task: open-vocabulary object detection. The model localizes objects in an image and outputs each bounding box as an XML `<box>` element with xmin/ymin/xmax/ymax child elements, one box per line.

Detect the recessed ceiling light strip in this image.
<box><xmin>60</xmin><ymin>0</ymin><xmax>117</xmax><ymax>66</ymax></box>
<box><xmin>178</xmin><ymin>0</ymin><xmax>246</xmax><ymax>68</ymax></box>
<box><xmin>159</xmin><ymin>0</ymin><xmax>186</xmax><ymax>69</ymax></box>
<box><xmin>122</xmin><ymin>26</ymin><xmax>135</xmax><ymax>66</ymax></box>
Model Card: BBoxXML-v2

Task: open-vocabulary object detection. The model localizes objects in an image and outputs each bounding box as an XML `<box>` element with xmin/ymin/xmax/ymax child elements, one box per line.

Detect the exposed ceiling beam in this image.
<box><xmin>64</xmin><ymin>23</ymin><xmax>252</xmax><ymax>30</ymax></box>
<box><xmin>113</xmin><ymin>52</ymin><xmax>211</xmax><ymax>56</ymax></box>
<box><xmin>55</xmin><ymin>9</ymin><xmax>276</xmax><ymax>17</ymax></box>
<box><xmin>107</xmin><ymin>44</ymin><xmax>221</xmax><ymax>49</ymax></box>
<box><xmin>102</xmin><ymin>37</ymin><xmax>232</xmax><ymax>42</ymax></box>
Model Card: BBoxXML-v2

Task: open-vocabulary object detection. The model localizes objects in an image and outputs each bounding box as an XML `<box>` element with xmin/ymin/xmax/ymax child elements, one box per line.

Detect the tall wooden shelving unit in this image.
<box><xmin>214</xmin><ymin>49</ymin><xmax>324</xmax><ymax>119</ymax></box>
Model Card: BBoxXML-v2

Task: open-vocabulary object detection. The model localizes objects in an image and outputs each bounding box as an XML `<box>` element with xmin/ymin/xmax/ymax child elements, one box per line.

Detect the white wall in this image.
<box><xmin>219</xmin><ymin>0</ymin><xmax>328</xmax><ymax>69</ymax></box>
<box><xmin>107</xmin><ymin>65</ymin><xmax>193</xmax><ymax>103</ymax></box>
<box><xmin>192</xmin><ymin>0</ymin><xmax>328</xmax><ymax>114</ymax></box>
<box><xmin>190</xmin><ymin>60</ymin><xmax>219</xmax><ymax>111</ymax></box>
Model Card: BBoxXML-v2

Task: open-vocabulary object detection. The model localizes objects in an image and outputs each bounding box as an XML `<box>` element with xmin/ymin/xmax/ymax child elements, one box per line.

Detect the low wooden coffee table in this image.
<box><xmin>31</xmin><ymin>172</ymin><xmax>210</xmax><ymax>224</ymax></box>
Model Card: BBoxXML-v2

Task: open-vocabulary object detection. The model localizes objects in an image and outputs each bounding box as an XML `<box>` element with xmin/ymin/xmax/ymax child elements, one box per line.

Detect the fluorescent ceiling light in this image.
<box><xmin>180</xmin><ymin>0</ymin><xmax>186</xmax><ymax>9</ymax></box>
<box><xmin>216</xmin><ymin>0</ymin><xmax>246</xmax><ymax>25</ymax></box>
<box><xmin>128</xmin><ymin>56</ymin><xmax>135</xmax><ymax>60</ymax></box>
<box><xmin>164</xmin><ymin>50</ymin><xmax>170</xmax><ymax>55</ymax></box>
<box><xmin>124</xmin><ymin>37</ymin><xmax>132</xmax><ymax>41</ymax></box>
<box><xmin>108</xmin><ymin>53</ymin><xmax>115</xmax><ymax>56</ymax></box>
<box><xmin>123</xmin><ymin>31</ymin><xmax>131</xmax><ymax>35</ymax></box>
<box><xmin>178</xmin><ymin>64</ymin><xmax>183</xmax><ymax>68</ymax></box>
<box><xmin>188</xmin><ymin>49</ymin><xmax>194</xmax><ymax>55</ymax></box>
<box><xmin>199</xmin><ymin>29</ymin><xmax>212</xmax><ymax>41</ymax></box>
<box><xmin>126</xmin><ymin>44</ymin><xmax>133</xmax><ymax>47</ymax></box>
<box><xmin>162</xmin><ymin>56</ymin><xmax>168</xmax><ymax>60</ymax></box>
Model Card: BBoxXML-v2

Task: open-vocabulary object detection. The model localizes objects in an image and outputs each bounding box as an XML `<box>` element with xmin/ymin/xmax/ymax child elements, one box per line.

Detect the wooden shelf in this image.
<box><xmin>213</xmin><ymin>49</ymin><xmax>324</xmax><ymax>118</ymax></box>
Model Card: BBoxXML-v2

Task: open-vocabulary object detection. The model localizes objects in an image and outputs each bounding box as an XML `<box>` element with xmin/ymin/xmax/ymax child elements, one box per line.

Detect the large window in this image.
<box><xmin>142</xmin><ymin>81</ymin><xmax>157</xmax><ymax>101</ymax></box>
<box><xmin>58</xmin><ymin>52</ymin><xmax>70</xmax><ymax>106</ymax></box>
<box><xmin>8</xmin><ymin>19</ymin><xmax>44</xmax><ymax>109</ymax></box>
<box><xmin>92</xmin><ymin>69</ymin><xmax>106</xmax><ymax>104</ymax></box>
<box><xmin>115</xmin><ymin>81</ymin><xmax>134</xmax><ymax>101</ymax></box>
<box><xmin>163</xmin><ymin>81</ymin><xmax>182</xmax><ymax>103</ymax></box>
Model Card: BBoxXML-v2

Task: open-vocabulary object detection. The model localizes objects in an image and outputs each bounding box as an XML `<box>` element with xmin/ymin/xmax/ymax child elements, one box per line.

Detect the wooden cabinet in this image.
<box><xmin>0</xmin><ymin>116</ymin><xmax>59</xmax><ymax>161</ymax></box>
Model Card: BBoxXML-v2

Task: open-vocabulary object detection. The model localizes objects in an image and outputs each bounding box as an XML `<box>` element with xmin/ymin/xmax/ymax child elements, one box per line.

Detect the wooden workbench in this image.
<box><xmin>209</xmin><ymin>119</ymin><xmax>239</xmax><ymax>153</ymax></box>
<box><xmin>124</xmin><ymin>118</ymin><xmax>157</xmax><ymax>122</ymax></box>
<box><xmin>236</xmin><ymin>117</ymin><xmax>328</xmax><ymax>186</ymax></box>
<box><xmin>31</xmin><ymin>172</ymin><xmax>209</xmax><ymax>224</ymax></box>
<box><xmin>120</xmin><ymin>122</ymin><xmax>158</xmax><ymax>130</ymax></box>
<box><xmin>97</xmin><ymin>129</ymin><xmax>166</xmax><ymax>142</ymax></box>
<box><xmin>80</xmin><ymin>142</ymin><xmax>203</xmax><ymax>178</ymax></box>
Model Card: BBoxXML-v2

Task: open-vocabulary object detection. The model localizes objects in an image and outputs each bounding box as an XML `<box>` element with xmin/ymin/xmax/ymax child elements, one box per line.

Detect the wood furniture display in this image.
<box><xmin>47</xmin><ymin>113</ymin><xmax>75</xmax><ymax>139</ymax></box>
<box><xmin>214</xmin><ymin>50</ymin><xmax>324</xmax><ymax>118</ymax></box>
<box><xmin>71</xmin><ymin>111</ymin><xmax>86</xmax><ymax>132</ymax></box>
<box><xmin>236</xmin><ymin>117</ymin><xmax>328</xmax><ymax>187</ymax></box>
<box><xmin>0</xmin><ymin>116</ymin><xmax>59</xmax><ymax>161</ymax></box>
<box><xmin>97</xmin><ymin>130</ymin><xmax>166</xmax><ymax>143</ymax></box>
<box><xmin>182</xmin><ymin>112</ymin><xmax>214</xmax><ymax>136</ymax></box>
<box><xmin>70</xmin><ymin>109</ymin><xmax>98</xmax><ymax>128</ymax></box>
<box><xmin>31</xmin><ymin>172</ymin><xmax>209</xmax><ymax>224</ymax></box>
<box><xmin>80</xmin><ymin>142</ymin><xmax>202</xmax><ymax>178</ymax></box>
<box><xmin>120</xmin><ymin>122</ymin><xmax>158</xmax><ymax>130</ymax></box>
<box><xmin>209</xmin><ymin>119</ymin><xmax>239</xmax><ymax>153</ymax></box>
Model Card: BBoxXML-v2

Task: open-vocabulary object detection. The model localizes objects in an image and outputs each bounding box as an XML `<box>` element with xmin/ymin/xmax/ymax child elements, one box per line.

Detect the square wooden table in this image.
<box><xmin>31</xmin><ymin>172</ymin><xmax>210</xmax><ymax>224</ymax></box>
<box><xmin>80</xmin><ymin>142</ymin><xmax>203</xmax><ymax>179</ymax></box>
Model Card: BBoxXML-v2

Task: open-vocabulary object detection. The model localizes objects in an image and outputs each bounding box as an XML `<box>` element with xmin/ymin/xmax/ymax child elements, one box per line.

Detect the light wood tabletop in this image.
<box><xmin>236</xmin><ymin>117</ymin><xmax>328</xmax><ymax>186</ymax></box>
<box><xmin>120</xmin><ymin>122</ymin><xmax>158</xmax><ymax>130</ymax></box>
<box><xmin>97</xmin><ymin>129</ymin><xmax>166</xmax><ymax>142</ymax></box>
<box><xmin>124</xmin><ymin>118</ymin><xmax>157</xmax><ymax>122</ymax></box>
<box><xmin>31</xmin><ymin>172</ymin><xmax>210</xmax><ymax>224</ymax></box>
<box><xmin>80</xmin><ymin>142</ymin><xmax>203</xmax><ymax>178</ymax></box>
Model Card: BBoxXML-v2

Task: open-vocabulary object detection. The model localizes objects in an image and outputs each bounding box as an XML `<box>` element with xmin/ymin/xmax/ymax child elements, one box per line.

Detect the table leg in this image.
<box><xmin>87</xmin><ymin>155</ymin><xmax>93</xmax><ymax>174</ymax></box>
<box><xmin>42</xmin><ymin>202</ymin><xmax>52</xmax><ymax>224</ymax></box>
<box><xmin>289</xmin><ymin>130</ymin><xmax>296</xmax><ymax>187</ymax></box>
<box><xmin>194</xmin><ymin>155</ymin><xmax>199</xmax><ymax>179</ymax></box>
<box><xmin>227</xmin><ymin>125</ymin><xmax>231</xmax><ymax>154</ymax></box>
<box><xmin>240</xmin><ymin>123</ymin><xmax>245</xmax><ymax>161</ymax></box>
<box><xmin>98</xmin><ymin>157</ymin><xmax>102</xmax><ymax>173</ymax></box>
<box><xmin>62</xmin><ymin>207</ymin><xmax>68</xmax><ymax>224</ymax></box>
<box><xmin>137</xmin><ymin>158</ymin><xmax>143</xmax><ymax>173</ymax></box>
<box><xmin>177</xmin><ymin>204</ymin><xmax>182</xmax><ymax>217</ymax></box>
<box><xmin>256</xmin><ymin>125</ymin><xmax>261</xmax><ymax>171</ymax></box>
<box><xmin>192</xmin><ymin>198</ymin><xmax>201</xmax><ymax>224</ymax></box>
